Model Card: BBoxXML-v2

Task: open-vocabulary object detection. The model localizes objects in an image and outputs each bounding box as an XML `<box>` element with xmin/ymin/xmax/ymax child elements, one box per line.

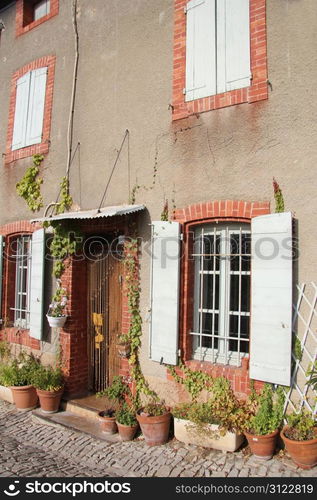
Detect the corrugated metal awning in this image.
<box><xmin>31</xmin><ymin>204</ymin><xmax>145</xmax><ymax>223</ymax></box>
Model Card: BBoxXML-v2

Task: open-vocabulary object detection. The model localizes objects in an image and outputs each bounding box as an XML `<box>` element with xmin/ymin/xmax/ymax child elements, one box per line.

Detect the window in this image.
<box><xmin>15</xmin><ymin>0</ymin><xmax>59</xmax><ymax>37</ymax></box>
<box><xmin>172</xmin><ymin>0</ymin><xmax>268</xmax><ymax>120</ymax></box>
<box><xmin>12</xmin><ymin>67</ymin><xmax>47</xmax><ymax>151</ymax></box>
<box><xmin>191</xmin><ymin>223</ymin><xmax>251</xmax><ymax>366</ymax></box>
<box><xmin>33</xmin><ymin>0</ymin><xmax>50</xmax><ymax>21</ymax></box>
<box><xmin>185</xmin><ymin>0</ymin><xmax>250</xmax><ymax>101</ymax></box>
<box><xmin>11</xmin><ymin>236</ymin><xmax>32</xmax><ymax>329</ymax></box>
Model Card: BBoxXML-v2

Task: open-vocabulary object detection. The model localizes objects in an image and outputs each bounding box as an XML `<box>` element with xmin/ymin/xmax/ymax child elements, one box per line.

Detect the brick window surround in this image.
<box><xmin>5</xmin><ymin>55</ymin><xmax>56</xmax><ymax>165</ymax></box>
<box><xmin>0</xmin><ymin>221</ymin><xmax>41</xmax><ymax>350</ymax></box>
<box><xmin>170</xmin><ymin>200</ymin><xmax>270</xmax><ymax>396</ymax></box>
<box><xmin>16</xmin><ymin>0</ymin><xmax>59</xmax><ymax>37</ymax></box>
<box><xmin>172</xmin><ymin>0</ymin><xmax>268</xmax><ymax>121</ymax></box>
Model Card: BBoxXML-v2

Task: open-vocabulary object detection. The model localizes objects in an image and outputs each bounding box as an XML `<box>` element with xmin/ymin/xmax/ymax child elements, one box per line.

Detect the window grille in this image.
<box><xmin>191</xmin><ymin>224</ymin><xmax>251</xmax><ymax>366</ymax></box>
<box><xmin>11</xmin><ymin>236</ymin><xmax>32</xmax><ymax>329</ymax></box>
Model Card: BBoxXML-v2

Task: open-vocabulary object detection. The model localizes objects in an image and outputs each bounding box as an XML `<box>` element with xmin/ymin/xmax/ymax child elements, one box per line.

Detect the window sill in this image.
<box><xmin>4</xmin><ymin>142</ymin><xmax>49</xmax><ymax>165</ymax></box>
<box><xmin>0</xmin><ymin>326</ymin><xmax>40</xmax><ymax>350</ymax></box>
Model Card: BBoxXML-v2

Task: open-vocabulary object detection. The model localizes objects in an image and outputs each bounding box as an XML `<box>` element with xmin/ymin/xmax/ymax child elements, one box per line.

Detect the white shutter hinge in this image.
<box><xmin>183</xmin><ymin>88</ymin><xmax>186</xmax><ymax>95</ymax></box>
<box><xmin>184</xmin><ymin>6</ymin><xmax>187</xmax><ymax>14</ymax></box>
<box><xmin>180</xmin><ymin>233</ymin><xmax>184</xmax><ymax>241</ymax></box>
<box><xmin>178</xmin><ymin>348</ymin><xmax>181</xmax><ymax>357</ymax></box>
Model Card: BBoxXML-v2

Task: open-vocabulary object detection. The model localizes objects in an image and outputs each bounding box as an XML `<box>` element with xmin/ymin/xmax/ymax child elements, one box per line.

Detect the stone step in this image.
<box><xmin>32</xmin><ymin>409</ymin><xmax>121</xmax><ymax>444</ymax></box>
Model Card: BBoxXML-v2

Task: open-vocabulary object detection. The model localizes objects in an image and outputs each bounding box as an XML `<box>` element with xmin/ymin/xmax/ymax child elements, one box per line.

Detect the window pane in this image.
<box><xmin>202</xmin><ymin>274</ymin><xmax>219</xmax><ymax>310</ymax></box>
<box><xmin>230</xmin><ymin>275</ymin><xmax>239</xmax><ymax>312</ymax></box>
<box><xmin>230</xmin><ymin>234</ymin><xmax>240</xmax><ymax>271</ymax></box>
<box><xmin>241</xmin><ymin>275</ymin><xmax>250</xmax><ymax>312</ymax></box>
<box><xmin>203</xmin><ymin>234</ymin><xmax>220</xmax><ymax>271</ymax></box>
<box><xmin>199</xmin><ymin>313</ymin><xmax>218</xmax><ymax>349</ymax></box>
<box><xmin>242</xmin><ymin>234</ymin><xmax>251</xmax><ymax>271</ymax></box>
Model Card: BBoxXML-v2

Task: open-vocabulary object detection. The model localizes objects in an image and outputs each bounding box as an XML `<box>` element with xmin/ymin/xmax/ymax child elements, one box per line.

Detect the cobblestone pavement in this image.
<box><xmin>0</xmin><ymin>401</ymin><xmax>316</xmax><ymax>478</ymax></box>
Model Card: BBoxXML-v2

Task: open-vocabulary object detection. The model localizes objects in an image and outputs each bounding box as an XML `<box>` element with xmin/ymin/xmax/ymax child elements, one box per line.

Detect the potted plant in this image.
<box><xmin>280</xmin><ymin>410</ymin><xmax>317</xmax><ymax>469</ymax></box>
<box><xmin>0</xmin><ymin>354</ymin><xmax>39</xmax><ymax>411</ymax></box>
<box><xmin>116</xmin><ymin>402</ymin><xmax>139</xmax><ymax>441</ymax></box>
<box><xmin>32</xmin><ymin>364</ymin><xmax>64</xmax><ymax>413</ymax></box>
<box><xmin>172</xmin><ymin>377</ymin><xmax>247</xmax><ymax>452</ymax></box>
<box><xmin>96</xmin><ymin>376</ymin><xmax>130</xmax><ymax>434</ymax></box>
<box><xmin>47</xmin><ymin>283</ymin><xmax>68</xmax><ymax>328</ymax></box>
<box><xmin>136</xmin><ymin>399</ymin><xmax>171</xmax><ymax>446</ymax></box>
<box><xmin>244</xmin><ymin>384</ymin><xmax>285</xmax><ymax>460</ymax></box>
<box><xmin>116</xmin><ymin>334</ymin><xmax>131</xmax><ymax>358</ymax></box>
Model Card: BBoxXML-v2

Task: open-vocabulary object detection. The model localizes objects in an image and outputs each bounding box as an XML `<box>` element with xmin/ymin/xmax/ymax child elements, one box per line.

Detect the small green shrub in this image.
<box><xmin>285</xmin><ymin>411</ymin><xmax>316</xmax><ymax>441</ymax></box>
<box><xmin>116</xmin><ymin>403</ymin><xmax>137</xmax><ymax>426</ymax></box>
<box><xmin>96</xmin><ymin>376</ymin><xmax>131</xmax><ymax>404</ymax></box>
<box><xmin>0</xmin><ymin>354</ymin><xmax>40</xmax><ymax>387</ymax></box>
<box><xmin>248</xmin><ymin>384</ymin><xmax>285</xmax><ymax>435</ymax></box>
<box><xmin>32</xmin><ymin>364</ymin><xmax>63</xmax><ymax>391</ymax></box>
<box><xmin>141</xmin><ymin>399</ymin><xmax>167</xmax><ymax>417</ymax></box>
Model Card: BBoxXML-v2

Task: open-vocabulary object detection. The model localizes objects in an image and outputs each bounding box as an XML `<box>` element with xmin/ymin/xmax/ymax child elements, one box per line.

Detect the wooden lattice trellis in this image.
<box><xmin>283</xmin><ymin>282</ymin><xmax>317</xmax><ymax>416</ymax></box>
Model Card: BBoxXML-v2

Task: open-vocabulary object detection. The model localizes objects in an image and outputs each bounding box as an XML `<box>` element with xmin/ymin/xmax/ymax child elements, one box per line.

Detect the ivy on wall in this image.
<box><xmin>273</xmin><ymin>177</ymin><xmax>285</xmax><ymax>213</ymax></box>
<box><xmin>124</xmin><ymin>237</ymin><xmax>157</xmax><ymax>404</ymax></box>
<box><xmin>16</xmin><ymin>154</ymin><xmax>44</xmax><ymax>212</ymax></box>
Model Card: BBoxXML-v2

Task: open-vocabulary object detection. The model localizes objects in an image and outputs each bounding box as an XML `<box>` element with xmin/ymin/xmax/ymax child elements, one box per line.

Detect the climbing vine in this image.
<box><xmin>55</xmin><ymin>177</ymin><xmax>73</xmax><ymax>215</ymax></box>
<box><xmin>168</xmin><ymin>363</ymin><xmax>214</xmax><ymax>401</ymax></box>
<box><xmin>124</xmin><ymin>237</ymin><xmax>157</xmax><ymax>404</ymax></box>
<box><xmin>273</xmin><ymin>177</ymin><xmax>285</xmax><ymax>213</ymax></box>
<box><xmin>45</xmin><ymin>222</ymin><xmax>82</xmax><ymax>279</ymax></box>
<box><xmin>16</xmin><ymin>154</ymin><xmax>44</xmax><ymax>212</ymax></box>
<box><xmin>160</xmin><ymin>200</ymin><xmax>169</xmax><ymax>221</ymax></box>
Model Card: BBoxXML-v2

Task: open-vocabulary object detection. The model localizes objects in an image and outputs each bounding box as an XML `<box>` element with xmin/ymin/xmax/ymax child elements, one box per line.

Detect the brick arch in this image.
<box><xmin>173</xmin><ymin>200</ymin><xmax>270</xmax><ymax>223</ymax></box>
<box><xmin>0</xmin><ymin>220</ymin><xmax>37</xmax><ymax>237</ymax></box>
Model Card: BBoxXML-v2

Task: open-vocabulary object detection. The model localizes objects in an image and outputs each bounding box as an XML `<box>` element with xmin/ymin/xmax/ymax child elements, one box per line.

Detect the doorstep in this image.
<box><xmin>32</xmin><ymin>393</ymin><xmax>121</xmax><ymax>444</ymax></box>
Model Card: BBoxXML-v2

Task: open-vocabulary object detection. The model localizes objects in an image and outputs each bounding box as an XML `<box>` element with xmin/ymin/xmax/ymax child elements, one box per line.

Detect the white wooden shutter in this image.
<box><xmin>150</xmin><ymin>221</ymin><xmax>181</xmax><ymax>365</ymax></box>
<box><xmin>25</xmin><ymin>67</ymin><xmax>47</xmax><ymax>147</ymax></box>
<box><xmin>29</xmin><ymin>229</ymin><xmax>45</xmax><ymax>340</ymax></box>
<box><xmin>185</xmin><ymin>0</ymin><xmax>216</xmax><ymax>101</ymax></box>
<box><xmin>250</xmin><ymin>212</ymin><xmax>293</xmax><ymax>386</ymax></box>
<box><xmin>0</xmin><ymin>236</ymin><xmax>4</xmax><ymax>322</ymax></box>
<box><xmin>217</xmin><ymin>0</ymin><xmax>251</xmax><ymax>93</ymax></box>
<box><xmin>12</xmin><ymin>72</ymin><xmax>31</xmax><ymax>151</ymax></box>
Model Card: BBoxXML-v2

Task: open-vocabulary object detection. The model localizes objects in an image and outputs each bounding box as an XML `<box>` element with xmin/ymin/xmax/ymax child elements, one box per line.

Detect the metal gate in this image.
<box><xmin>87</xmin><ymin>249</ymin><xmax>123</xmax><ymax>392</ymax></box>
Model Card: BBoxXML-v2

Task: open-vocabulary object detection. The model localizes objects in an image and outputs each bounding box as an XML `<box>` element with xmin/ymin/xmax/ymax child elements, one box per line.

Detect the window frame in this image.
<box><xmin>15</xmin><ymin>0</ymin><xmax>59</xmax><ymax>37</ymax></box>
<box><xmin>5</xmin><ymin>55</ymin><xmax>56</xmax><ymax>165</ymax></box>
<box><xmin>172</xmin><ymin>0</ymin><xmax>268</xmax><ymax>120</ymax></box>
<box><xmin>11</xmin><ymin>235</ymin><xmax>32</xmax><ymax>329</ymax></box>
<box><xmin>191</xmin><ymin>223</ymin><xmax>251</xmax><ymax>367</ymax></box>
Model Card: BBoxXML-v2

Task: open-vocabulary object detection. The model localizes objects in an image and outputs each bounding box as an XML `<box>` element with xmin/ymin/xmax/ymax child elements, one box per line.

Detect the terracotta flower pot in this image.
<box><xmin>116</xmin><ymin>421</ymin><xmax>139</xmax><ymax>441</ymax></box>
<box><xmin>281</xmin><ymin>426</ymin><xmax>317</xmax><ymax>470</ymax></box>
<box><xmin>10</xmin><ymin>385</ymin><xmax>38</xmax><ymax>411</ymax></box>
<box><xmin>46</xmin><ymin>315</ymin><xmax>67</xmax><ymax>328</ymax></box>
<box><xmin>36</xmin><ymin>388</ymin><xmax>64</xmax><ymax>414</ymax></box>
<box><xmin>245</xmin><ymin>429</ymin><xmax>279</xmax><ymax>460</ymax></box>
<box><xmin>97</xmin><ymin>411</ymin><xmax>118</xmax><ymax>434</ymax></box>
<box><xmin>136</xmin><ymin>408</ymin><xmax>171</xmax><ymax>446</ymax></box>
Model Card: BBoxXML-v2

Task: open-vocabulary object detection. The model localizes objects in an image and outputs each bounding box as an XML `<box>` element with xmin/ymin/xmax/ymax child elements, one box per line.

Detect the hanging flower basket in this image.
<box><xmin>46</xmin><ymin>315</ymin><xmax>67</xmax><ymax>328</ymax></box>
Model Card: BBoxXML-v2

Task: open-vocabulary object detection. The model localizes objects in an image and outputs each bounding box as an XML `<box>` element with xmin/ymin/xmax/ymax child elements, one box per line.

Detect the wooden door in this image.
<box><xmin>87</xmin><ymin>250</ymin><xmax>123</xmax><ymax>392</ymax></box>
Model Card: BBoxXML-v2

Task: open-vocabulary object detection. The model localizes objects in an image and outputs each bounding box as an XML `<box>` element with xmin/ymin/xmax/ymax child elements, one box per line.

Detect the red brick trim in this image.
<box><xmin>172</xmin><ymin>0</ymin><xmax>268</xmax><ymax>120</ymax></box>
<box><xmin>5</xmin><ymin>55</ymin><xmax>56</xmax><ymax>165</ymax></box>
<box><xmin>16</xmin><ymin>0</ymin><xmax>59</xmax><ymax>37</ymax></box>
<box><xmin>170</xmin><ymin>199</ymin><xmax>270</xmax><ymax>397</ymax></box>
<box><xmin>0</xmin><ymin>221</ymin><xmax>41</xmax><ymax>350</ymax></box>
